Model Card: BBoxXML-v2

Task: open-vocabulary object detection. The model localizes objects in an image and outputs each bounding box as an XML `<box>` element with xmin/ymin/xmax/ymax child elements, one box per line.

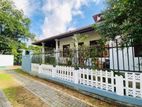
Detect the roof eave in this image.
<box><xmin>32</xmin><ymin>24</ymin><xmax>95</xmax><ymax>45</ymax></box>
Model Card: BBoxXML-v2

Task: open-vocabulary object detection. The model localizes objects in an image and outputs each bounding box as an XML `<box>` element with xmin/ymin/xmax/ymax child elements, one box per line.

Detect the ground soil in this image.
<box><xmin>4</xmin><ymin>86</ymin><xmax>49</xmax><ymax>107</ymax></box>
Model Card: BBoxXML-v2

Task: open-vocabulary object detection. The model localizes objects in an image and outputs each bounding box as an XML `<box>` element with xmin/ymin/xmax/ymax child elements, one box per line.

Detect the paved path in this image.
<box><xmin>7</xmin><ymin>71</ymin><xmax>92</xmax><ymax>107</ymax></box>
<box><xmin>0</xmin><ymin>90</ymin><xmax>11</xmax><ymax>107</ymax></box>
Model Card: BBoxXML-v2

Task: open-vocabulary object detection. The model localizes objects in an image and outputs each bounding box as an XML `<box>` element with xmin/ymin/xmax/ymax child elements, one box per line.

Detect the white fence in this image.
<box><xmin>0</xmin><ymin>55</ymin><xmax>14</xmax><ymax>66</ymax></box>
<box><xmin>31</xmin><ymin>63</ymin><xmax>142</xmax><ymax>99</ymax></box>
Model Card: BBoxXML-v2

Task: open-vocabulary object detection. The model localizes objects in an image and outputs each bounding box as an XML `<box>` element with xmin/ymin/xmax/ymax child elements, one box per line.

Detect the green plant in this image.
<box><xmin>72</xmin><ymin>34</ymin><xmax>88</xmax><ymax>67</ymax></box>
<box><xmin>95</xmin><ymin>0</ymin><xmax>142</xmax><ymax>45</ymax></box>
<box><xmin>0</xmin><ymin>0</ymin><xmax>35</xmax><ymax>55</ymax></box>
<box><xmin>45</xmin><ymin>56</ymin><xmax>56</xmax><ymax>65</ymax></box>
<box><xmin>67</xmin><ymin>59</ymin><xmax>72</xmax><ymax>66</ymax></box>
<box><xmin>114</xmin><ymin>71</ymin><xmax>125</xmax><ymax>78</ymax></box>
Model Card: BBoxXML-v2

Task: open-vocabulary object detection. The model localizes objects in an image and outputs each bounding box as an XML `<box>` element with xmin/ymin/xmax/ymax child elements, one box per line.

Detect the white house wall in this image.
<box><xmin>59</xmin><ymin>31</ymin><xmax>101</xmax><ymax>50</ymax></box>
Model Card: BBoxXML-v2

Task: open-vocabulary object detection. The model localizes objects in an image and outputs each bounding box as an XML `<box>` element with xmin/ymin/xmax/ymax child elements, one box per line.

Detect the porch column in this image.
<box><xmin>55</xmin><ymin>39</ymin><xmax>59</xmax><ymax>64</ymax></box>
<box><xmin>42</xmin><ymin>42</ymin><xmax>45</xmax><ymax>64</ymax></box>
<box><xmin>75</xmin><ymin>41</ymin><xmax>79</xmax><ymax>65</ymax></box>
<box><xmin>74</xmin><ymin>34</ymin><xmax>79</xmax><ymax>66</ymax></box>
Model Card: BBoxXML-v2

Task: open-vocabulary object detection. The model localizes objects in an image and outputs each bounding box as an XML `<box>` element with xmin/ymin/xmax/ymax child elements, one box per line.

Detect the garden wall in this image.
<box><xmin>31</xmin><ymin>63</ymin><xmax>142</xmax><ymax>106</ymax></box>
<box><xmin>0</xmin><ymin>55</ymin><xmax>14</xmax><ymax>66</ymax></box>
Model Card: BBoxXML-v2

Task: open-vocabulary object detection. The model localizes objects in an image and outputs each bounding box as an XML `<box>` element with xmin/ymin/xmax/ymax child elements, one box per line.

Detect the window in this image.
<box><xmin>90</xmin><ymin>40</ymin><xmax>100</xmax><ymax>57</ymax></box>
<box><xmin>63</xmin><ymin>44</ymin><xmax>70</xmax><ymax>57</ymax></box>
<box><xmin>90</xmin><ymin>40</ymin><xmax>109</xmax><ymax>57</ymax></box>
<box><xmin>90</xmin><ymin>40</ymin><xmax>98</xmax><ymax>47</ymax></box>
<box><xmin>78</xmin><ymin>42</ymin><xmax>84</xmax><ymax>65</ymax></box>
<box><xmin>78</xmin><ymin>42</ymin><xmax>84</xmax><ymax>47</ymax></box>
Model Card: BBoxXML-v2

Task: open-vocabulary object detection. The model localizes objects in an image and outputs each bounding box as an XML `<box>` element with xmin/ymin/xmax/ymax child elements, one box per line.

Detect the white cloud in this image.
<box><xmin>13</xmin><ymin>0</ymin><xmax>101</xmax><ymax>39</ymax></box>
<box><xmin>41</xmin><ymin>0</ymin><xmax>100</xmax><ymax>38</ymax></box>
<box><xmin>13</xmin><ymin>0</ymin><xmax>40</xmax><ymax>17</ymax></box>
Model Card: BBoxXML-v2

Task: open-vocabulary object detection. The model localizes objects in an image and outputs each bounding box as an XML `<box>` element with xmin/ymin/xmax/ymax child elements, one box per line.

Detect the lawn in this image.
<box><xmin>0</xmin><ymin>71</ymin><xmax>48</xmax><ymax>107</ymax></box>
<box><xmin>0</xmin><ymin>72</ymin><xmax>18</xmax><ymax>89</ymax></box>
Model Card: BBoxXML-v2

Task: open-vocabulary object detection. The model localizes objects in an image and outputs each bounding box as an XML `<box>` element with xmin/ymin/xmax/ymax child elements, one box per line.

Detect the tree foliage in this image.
<box><xmin>0</xmin><ymin>0</ymin><xmax>35</xmax><ymax>54</ymax></box>
<box><xmin>0</xmin><ymin>0</ymin><xmax>36</xmax><ymax>64</ymax></box>
<box><xmin>96</xmin><ymin>0</ymin><xmax>142</xmax><ymax>44</ymax></box>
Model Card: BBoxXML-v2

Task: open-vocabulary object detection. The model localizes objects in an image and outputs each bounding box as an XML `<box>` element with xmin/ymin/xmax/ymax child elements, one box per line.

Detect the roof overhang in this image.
<box><xmin>32</xmin><ymin>24</ymin><xmax>94</xmax><ymax>46</ymax></box>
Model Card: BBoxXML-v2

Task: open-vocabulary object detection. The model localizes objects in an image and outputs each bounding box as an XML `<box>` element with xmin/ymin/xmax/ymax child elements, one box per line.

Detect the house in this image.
<box><xmin>32</xmin><ymin>14</ymin><xmax>142</xmax><ymax>72</ymax></box>
<box><xmin>33</xmin><ymin>24</ymin><xmax>109</xmax><ymax>68</ymax></box>
<box><xmin>21</xmin><ymin>14</ymin><xmax>142</xmax><ymax>106</ymax></box>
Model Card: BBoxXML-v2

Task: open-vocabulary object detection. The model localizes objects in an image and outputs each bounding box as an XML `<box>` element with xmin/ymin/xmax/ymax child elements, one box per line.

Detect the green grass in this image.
<box><xmin>0</xmin><ymin>73</ymin><xmax>12</xmax><ymax>80</ymax></box>
<box><xmin>14</xmin><ymin>69</ymin><xmax>30</xmax><ymax>76</ymax></box>
<box><xmin>3</xmin><ymin>87</ymin><xmax>17</xmax><ymax>101</ymax></box>
<box><xmin>0</xmin><ymin>72</ymin><xmax>17</xmax><ymax>105</ymax></box>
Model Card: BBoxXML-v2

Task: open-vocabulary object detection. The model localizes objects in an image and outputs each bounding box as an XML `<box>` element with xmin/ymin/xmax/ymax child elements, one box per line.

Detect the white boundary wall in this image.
<box><xmin>32</xmin><ymin>63</ymin><xmax>142</xmax><ymax>99</ymax></box>
<box><xmin>0</xmin><ymin>55</ymin><xmax>14</xmax><ymax>66</ymax></box>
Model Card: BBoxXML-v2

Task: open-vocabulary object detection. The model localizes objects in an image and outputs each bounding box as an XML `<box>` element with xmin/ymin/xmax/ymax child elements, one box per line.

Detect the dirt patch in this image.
<box><xmin>0</xmin><ymin>71</ymin><xmax>49</xmax><ymax>107</ymax></box>
<box><xmin>4</xmin><ymin>86</ymin><xmax>49</xmax><ymax>107</ymax></box>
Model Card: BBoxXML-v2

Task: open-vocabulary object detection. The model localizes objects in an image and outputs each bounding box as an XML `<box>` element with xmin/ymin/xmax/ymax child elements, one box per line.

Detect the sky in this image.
<box><xmin>13</xmin><ymin>0</ymin><xmax>106</xmax><ymax>40</ymax></box>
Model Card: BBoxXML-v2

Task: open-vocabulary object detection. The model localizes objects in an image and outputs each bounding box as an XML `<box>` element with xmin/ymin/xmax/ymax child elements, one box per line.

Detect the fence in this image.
<box><xmin>31</xmin><ymin>40</ymin><xmax>142</xmax><ymax>72</ymax></box>
<box><xmin>31</xmin><ymin>63</ymin><xmax>142</xmax><ymax>99</ymax></box>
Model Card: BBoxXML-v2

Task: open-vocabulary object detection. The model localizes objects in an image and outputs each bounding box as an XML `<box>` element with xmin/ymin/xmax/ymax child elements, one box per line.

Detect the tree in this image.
<box><xmin>96</xmin><ymin>0</ymin><xmax>142</xmax><ymax>44</ymax></box>
<box><xmin>0</xmin><ymin>0</ymin><xmax>34</xmax><ymax>53</ymax></box>
<box><xmin>72</xmin><ymin>34</ymin><xmax>88</xmax><ymax>67</ymax></box>
<box><xmin>0</xmin><ymin>0</ymin><xmax>35</xmax><ymax>64</ymax></box>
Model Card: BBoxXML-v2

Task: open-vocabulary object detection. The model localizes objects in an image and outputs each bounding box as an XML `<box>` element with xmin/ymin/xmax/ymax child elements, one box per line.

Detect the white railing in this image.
<box><xmin>55</xmin><ymin>65</ymin><xmax>74</xmax><ymax>82</ymax></box>
<box><xmin>124</xmin><ymin>72</ymin><xmax>142</xmax><ymax>98</ymax></box>
<box><xmin>78</xmin><ymin>69</ymin><xmax>115</xmax><ymax>92</ymax></box>
<box><xmin>31</xmin><ymin>63</ymin><xmax>142</xmax><ymax>99</ymax></box>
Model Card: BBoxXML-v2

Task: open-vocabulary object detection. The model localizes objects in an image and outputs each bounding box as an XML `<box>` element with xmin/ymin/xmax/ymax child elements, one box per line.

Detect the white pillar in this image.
<box><xmin>74</xmin><ymin>69</ymin><xmax>79</xmax><ymax>84</ymax></box>
<box><xmin>115</xmin><ymin>75</ymin><xmax>124</xmax><ymax>96</ymax></box>
<box><xmin>42</xmin><ymin>42</ymin><xmax>45</xmax><ymax>64</ymax></box>
<box><xmin>52</xmin><ymin>66</ymin><xmax>56</xmax><ymax>78</ymax></box>
<box><xmin>55</xmin><ymin>39</ymin><xmax>59</xmax><ymax>64</ymax></box>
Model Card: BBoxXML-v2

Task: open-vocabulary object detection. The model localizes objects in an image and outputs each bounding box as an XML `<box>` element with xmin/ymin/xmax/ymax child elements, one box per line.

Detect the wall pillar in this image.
<box><xmin>22</xmin><ymin>50</ymin><xmax>32</xmax><ymax>72</ymax></box>
<box><xmin>74</xmin><ymin>69</ymin><xmax>79</xmax><ymax>84</ymax></box>
<box><xmin>115</xmin><ymin>75</ymin><xmax>124</xmax><ymax>96</ymax></box>
<box><xmin>42</xmin><ymin>42</ymin><xmax>45</xmax><ymax>64</ymax></box>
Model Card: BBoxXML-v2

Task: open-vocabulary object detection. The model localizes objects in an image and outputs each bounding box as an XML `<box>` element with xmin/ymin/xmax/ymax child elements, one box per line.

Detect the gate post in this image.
<box><xmin>22</xmin><ymin>50</ymin><xmax>32</xmax><ymax>72</ymax></box>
